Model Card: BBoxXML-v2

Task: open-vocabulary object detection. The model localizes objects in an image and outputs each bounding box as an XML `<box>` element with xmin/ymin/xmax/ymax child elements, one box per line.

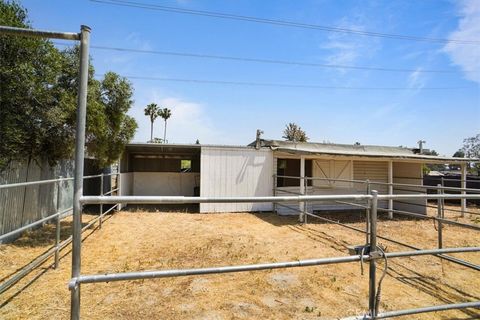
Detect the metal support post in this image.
<box><xmin>365</xmin><ymin>180</ymin><xmax>371</xmax><ymax>244</ymax></box>
<box><xmin>388</xmin><ymin>161</ymin><xmax>393</xmax><ymax>219</ymax></box>
<box><xmin>273</xmin><ymin>174</ymin><xmax>277</xmax><ymax>214</ymax></box>
<box><xmin>99</xmin><ymin>174</ymin><xmax>104</xmax><ymax>229</ymax></box>
<box><xmin>303</xmin><ymin>178</ymin><xmax>313</xmax><ymax>224</ymax></box>
<box><xmin>116</xmin><ymin>172</ymin><xmax>121</xmax><ymax>211</ymax></box>
<box><xmin>368</xmin><ymin>190</ymin><xmax>378</xmax><ymax>318</ymax></box>
<box><xmin>299</xmin><ymin>156</ymin><xmax>305</xmax><ymax>223</ymax></box>
<box><xmin>70</xmin><ymin>25</ymin><xmax>91</xmax><ymax>320</ymax></box>
<box><xmin>437</xmin><ymin>184</ymin><xmax>443</xmax><ymax>249</ymax></box>
<box><xmin>461</xmin><ymin>164</ymin><xmax>467</xmax><ymax>217</ymax></box>
<box><xmin>54</xmin><ymin>177</ymin><xmax>62</xmax><ymax>269</ymax></box>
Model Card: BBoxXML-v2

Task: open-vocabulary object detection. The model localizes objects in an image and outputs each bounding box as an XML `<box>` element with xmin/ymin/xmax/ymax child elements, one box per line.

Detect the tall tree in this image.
<box><xmin>282</xmin><ymin>123</ymin><xmax>309</xmax><ymax>142</ymax></box>
<box><xmin>462</xmin><ymin>134</ymin><xmax>480</xmax><ymax>174</ymax></box>
<box><xmin>450</xmin><ymin>149</ymin><xmax>465</xmax><ymax>171</ymax></box>
<box><xmin>144</xmin><ymin>103</ymin><xmax>159</xmax><ymax>142</ymax></box>
<box><xmin>159</xmin><ymin>107</ymin><xmax>172</xmax><ymax>143</ymax></box>
<box><xmin>0</xmin><ymin>1</ymin><xmax>137</xmax><ymax>170</ymax></box>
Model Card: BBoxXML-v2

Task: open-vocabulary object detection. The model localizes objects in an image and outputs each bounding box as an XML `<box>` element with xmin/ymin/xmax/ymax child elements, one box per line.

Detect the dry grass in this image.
<box><xmin>0</xmin><ymin>205</ymin><xmax>479</xmax><ymax>320</ymax></box>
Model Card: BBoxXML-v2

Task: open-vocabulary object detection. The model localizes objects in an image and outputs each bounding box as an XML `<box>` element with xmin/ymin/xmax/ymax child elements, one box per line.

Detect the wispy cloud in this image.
<box><xmin>321</xmin><ymin>18</ymin><xmax>380</xmax><ymax>74</ymax></box>
<box><xmin>407</xmin><ymin>67</ymin><xmax>426</xmax><ymax>90</ymax></box>
<box><xmin>443</xmin><ymin>1</ymin><xmax>480</xmax><ymax>84</ymax></box>
<box><xmin>104</xmin><ymin>32</ymin><xmax>153</xmax><ymax>67</ymax></box>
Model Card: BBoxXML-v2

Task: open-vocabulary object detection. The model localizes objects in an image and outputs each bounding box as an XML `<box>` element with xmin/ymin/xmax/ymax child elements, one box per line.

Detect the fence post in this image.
<box><xmin>368</xmin><ymin>190</ymin><xmax>378</xmax><ymax>318</ymax></box>
<box><xmin>304</xmin><ymin>177</ymin><xmax>308</xmax><ymax>225</ymax></box>
<box><xmin>365</xmin><ymin>180</ymin><xmax>371</xmax><ymax>244</ymax></box>
<box><xmin>54</xmin><ymin>176</ymin><xmax>62</xmax><ymax>269</ymax></box>
<box><xmin>99</xmin><ymin>174</ymin><xmax>103</xmax><ymax>229</ymax></box>
<box><xmin>71</xmin><ymin>24</ymin><xmax>91</xmax><ymax>320</ymax></box>
<box><xmin>388</xmin><ymin>161</ymin><xmax>393</xmax><ymax>219</ymax></box>
<box><xmin>116</xmin><ymin>172</ymin><xmax>121</xmax><ymax>211</ymax></box>
<box><xmin>272</xmin><ymin>174</ymin><xmax>277</xmax><ymax>214</ymax></box>
<box><xmin>461</xmin><ymin>164</ymin><xmax>466</xmax><ymax>217</ymax></box>
<box><xmin>299</xmin><ymin>156</ymin><xmax>305</xmax><ymax>223</ymax></box>
<box><xmin>437</xmin><ymin>184</ymin><xmax>443</xmax><ymax>249</ymax></box>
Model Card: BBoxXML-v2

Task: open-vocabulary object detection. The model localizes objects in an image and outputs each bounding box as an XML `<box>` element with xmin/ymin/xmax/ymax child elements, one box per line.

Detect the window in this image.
<box><xmin>180</xmin><ymin>159</ymin><xmax>192</xmax><ymax>172</ymax></box>
<box><xmin>276</xmin><ymin>158</ymin><xmax>312</xmax><ymax>187</ymax></box>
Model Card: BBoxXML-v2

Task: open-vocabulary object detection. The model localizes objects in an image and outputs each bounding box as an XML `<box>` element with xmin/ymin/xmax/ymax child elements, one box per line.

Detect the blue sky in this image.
<box><xmin>21</xmin><ymin>0</ymin><xmax>480</xmax><ymax>156</ymax></box>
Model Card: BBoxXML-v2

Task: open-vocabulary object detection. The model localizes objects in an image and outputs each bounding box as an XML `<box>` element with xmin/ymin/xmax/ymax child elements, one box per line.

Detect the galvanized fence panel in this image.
<box><xmin>0</xmin><ymin>160</ymin><xmax>74</xmax><ymax>237</ymax></box>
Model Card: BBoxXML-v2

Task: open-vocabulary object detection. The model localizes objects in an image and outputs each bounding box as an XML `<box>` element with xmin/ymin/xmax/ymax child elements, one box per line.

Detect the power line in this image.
<box><xmin>53</xmin><ymin>42</ymin><xmax>461</xmax><ymax>74</ymax></box>
<box><xmin>90</xmin><ymin>45</ymin><xmax>460</xmax><ymax>74</ymax></box>
<box><xmin>95</xmin><ymin>73</ymin><xmax>470</xmax><ymax>90</ymax></box>
<box><xmin>90</xmin><ymin>0</ymin><xmax>480</xmax><ymax>45</ymax></box>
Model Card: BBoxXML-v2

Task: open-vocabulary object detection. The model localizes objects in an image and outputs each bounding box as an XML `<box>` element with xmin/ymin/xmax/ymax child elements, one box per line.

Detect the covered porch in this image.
<box><xmin>271</xmin><ymin>147</ymin><xmax>470</xmax><ymax>217</ymax></box>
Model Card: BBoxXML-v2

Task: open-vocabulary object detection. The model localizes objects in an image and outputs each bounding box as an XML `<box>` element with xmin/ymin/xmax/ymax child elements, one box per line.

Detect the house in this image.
<box><xmin>119</xmin><ymin>139</ymin><xmax>473</xmax><ymax>215</ymax></box>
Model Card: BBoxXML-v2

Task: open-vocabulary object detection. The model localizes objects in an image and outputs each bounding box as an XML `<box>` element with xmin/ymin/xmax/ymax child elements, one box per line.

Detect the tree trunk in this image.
<box><xmin>150</xmin><ymin>121</ymin><xmax>153</xmax><ymax>141</ymax></box>
<box><xmin>163</xmin><ymin>120</ymin><xmax>167</xmax><ymax>143</ymax></box>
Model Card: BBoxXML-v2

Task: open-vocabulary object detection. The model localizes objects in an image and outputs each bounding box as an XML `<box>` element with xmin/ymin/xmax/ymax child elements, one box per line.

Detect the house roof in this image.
<box><xmin>125</xmin><ymin>141</ymin><xmax>477</xmax><ymax>163</ymax></box>
<box><xmin>252</xmin><ymin>139</ymin><xmax>476</xmax><ymax>163</ymax></box>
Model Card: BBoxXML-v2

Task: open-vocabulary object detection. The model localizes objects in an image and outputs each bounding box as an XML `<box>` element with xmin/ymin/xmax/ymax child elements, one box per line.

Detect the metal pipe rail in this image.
<box><xmin>69</xmin><ymin>246</ymin><xmax>480</xmax><ymax>287</ymax></box>
<box><xmin>371</xmin><ymin>180</ymin><xmax>480</xmax><ymax>194</ymax></box>
<box><xmin>0</xmin><ymin>172</ymin><xmax>119</xmax><ymax>189</ymax></box>
<box><xmin>0</xmin><ymin>25</ymin><xmax>80</xmax><ymax>40</ymax></box>
<box><xmin>103</xmin><ymin>187</ymin><xmax>119</xmax><ymax>196</ymax></box>
<box><xmin>80</xmin><ymin>194</ymin><xmax>373</xmax><ymax>205</ymax></box>
<box><xmin>274</xmin><ymin>174</ymin><xmax>480</xmax><ymax>193</ymax></box>
<box><xmin>377</xmin><ymin>208</ymin><xmax>480</xmax><ymax>231</ymax></box>
<box><xmin>344</xmin><ymin>301</ymin><xmax>480</xmax><ymax>319</ymax></box>
<box><xmin>394</xmin><ymin>199</ymin><xmax>480</xmax><ymax>216</ymax></box>
<box><xmin>70</xmin><ymin>255</ymin><xmax>367</xmax><ymax>287</ymax></box>
<box><xmin>0</xmin><ymin>207</ymin><xmax>72</xmax><ymax>242</ymax></box>
<box><xmin>374</xmin><ymin>301</ymin><xmax>480</xmax><ymax>319</ymax></box>
<box><xmin>305</xmin><ymin>211</ymin><xmax>480</xmax><ymax>271</ymax></box>
<box><xmin>276</xmin><ymin>174</ymin><xmax>368</xmax><ymax>184</ymax></box>
<box><xmin>0</xmin><ymin>210</ymin><xmax>106</xmax><ymax>295</ymax></box>
<box><xmin>80</xmin><ymin>193</ymin><xmax>480</xmax><ymax>205</ymax></box>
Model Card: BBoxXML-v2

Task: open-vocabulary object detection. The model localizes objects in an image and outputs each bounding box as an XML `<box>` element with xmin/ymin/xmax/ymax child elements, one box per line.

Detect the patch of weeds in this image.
<box><xmin>304</xmin><ymin>306</ymin><xmax>316</xmax><ymax>313</ymax></box>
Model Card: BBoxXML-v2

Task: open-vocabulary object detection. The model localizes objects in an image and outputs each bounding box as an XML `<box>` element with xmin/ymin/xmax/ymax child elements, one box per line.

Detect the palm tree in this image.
<box><xmin>144</xmin><ymin>103</ymin><xmax>159</xmax><ymax>142</ymax></box>
<box><xmin>158</xmin><ymin>107</ymin><xmax>172</xmax><ymax>143</ymax></box>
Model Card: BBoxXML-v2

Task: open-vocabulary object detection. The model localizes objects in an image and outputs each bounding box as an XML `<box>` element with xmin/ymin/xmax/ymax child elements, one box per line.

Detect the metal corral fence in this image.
<box><xmin>0</xmin><ymin>160</ymin><xmax>74</xmax><ymax>237</ymax></box>
<box><xmin>0</xmin><ymin>171</ymin><xmax>120</xmax><ymax>296</ymax></box>
<box><xmin>2</xmin><ymin>24</ymin><xmax>480</xmax><ymax>320</ymax></box>
<box><xmin>424</xmin><ymin>175</ymin><xmax>480</xmax><ymax>205</ymax></box>
<box><xmin>273</xmin><ymin>174</ymin><xmax>480</xmax><ymax>218</ymax></box>
<box><xmin>76</xmin><ymin>192</ymin><xmax>480</xmax><ymax>319</ymax></box>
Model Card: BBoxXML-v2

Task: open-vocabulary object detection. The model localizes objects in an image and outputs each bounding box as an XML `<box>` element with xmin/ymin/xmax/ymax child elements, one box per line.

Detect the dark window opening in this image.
<box><xmin>181</xmin><ymin>160</ymin><xmax>192</xmax><ymax>172</ymax></box>
<box><xmin>276</xmin><ymin>158</ymin><xmax>312</xmax><ymax>187</ymax></box>
<box><xmin>129</xmin><ymin>154</ymin><xmax>200</xmax><ymax>172</ymax></box>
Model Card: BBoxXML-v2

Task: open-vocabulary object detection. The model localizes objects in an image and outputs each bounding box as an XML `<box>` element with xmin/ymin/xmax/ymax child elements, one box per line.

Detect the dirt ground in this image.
<box><xmin>0</xmin><ymin>205</ymin><xmax>479</xmax><ymax>320</ymax></box>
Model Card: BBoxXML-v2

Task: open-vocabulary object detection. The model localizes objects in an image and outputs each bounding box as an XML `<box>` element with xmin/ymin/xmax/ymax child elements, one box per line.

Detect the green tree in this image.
<box><xmin>144</xmin><ymin>103</ymin><xmax>159</xmax><ymax>142</ymax></box>
<box><xmin>158</xmin><ymin>107</ymin><xmax>172</xmax><ymax>143</ymax></box>
<box><xmin>462</xmin><ymin>134</ymin><xmax>480</xmax><ymax>174</ymax></box>
<box><xmin>423</xmin><ymin>150</ymin><xmax>446</xmax><ymax>173</ymax></box>
<box><xmin>282</xmin><ymin>123</ymin><xmax>309</xmax><ymax>142</ymax></box>
<box><xmin>1</xmin><ymin>1</ymin><xmax>68</xmax><ymax>168</ymax></box>
<box><xmin>450</xmin><ymin>149</ymin><xmax>465</xmax><ymax>170</ymax></box>
<box><xmin>0</xmin><ymin>1</ymin><xmax>137</xmax><ymax>170</ymax></box>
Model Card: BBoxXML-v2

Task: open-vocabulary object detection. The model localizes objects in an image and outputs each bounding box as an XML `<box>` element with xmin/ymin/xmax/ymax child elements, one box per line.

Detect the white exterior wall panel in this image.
<box><xmin>393</xmin><ymin>162</ymin><xmax>426</xmax><ymax>214</ymax></box>
<box><xmin>132</xmin><ymin>172</ymin><xmax>199</xmax><ymax>196</ymax></box>
<box><xmin>200</xmin><ymin>147</ymin><xmax>273</xmax><ymax>213</ymax></box>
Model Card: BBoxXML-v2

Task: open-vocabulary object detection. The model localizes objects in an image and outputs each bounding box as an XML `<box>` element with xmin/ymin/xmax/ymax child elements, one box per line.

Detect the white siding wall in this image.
<box><xmin>393</xmin><ymin>162</ymin><xmax>426</xmax><ymax>214</ymax></box>
<box><xmin>353</xmin><ymin>160</ymin><xmax>389</xmax><ymax>208</ymax></box>
<box><xmin>353</xmin><ymin>161</ymin><xmax>388</xmax><ymax>194</ymax></box>
<box><xmin>120</xmin><ymin>172</ymin><xmax>133</xmax><ymax>196</ymax></box>
<box><xmin>119</xmin><ymin>172</ymin><xmax>133</xmax><ymax>209</ymax></box>
<box><xmin>200</xmin><ymin>147</ymin><xmax>273</xmax><ymax>213</ymax></box>
<box><xmin>132</xmin><ymin>172</ymin><xmax>199</xmax><ymax>196</ymax></box>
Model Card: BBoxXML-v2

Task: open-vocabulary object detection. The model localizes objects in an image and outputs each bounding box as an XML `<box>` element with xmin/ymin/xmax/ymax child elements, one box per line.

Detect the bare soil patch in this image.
<box><xmin>0</xmin><ymin>206</ymin><xmax>479</xmax><ymax>319</ymax></box>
